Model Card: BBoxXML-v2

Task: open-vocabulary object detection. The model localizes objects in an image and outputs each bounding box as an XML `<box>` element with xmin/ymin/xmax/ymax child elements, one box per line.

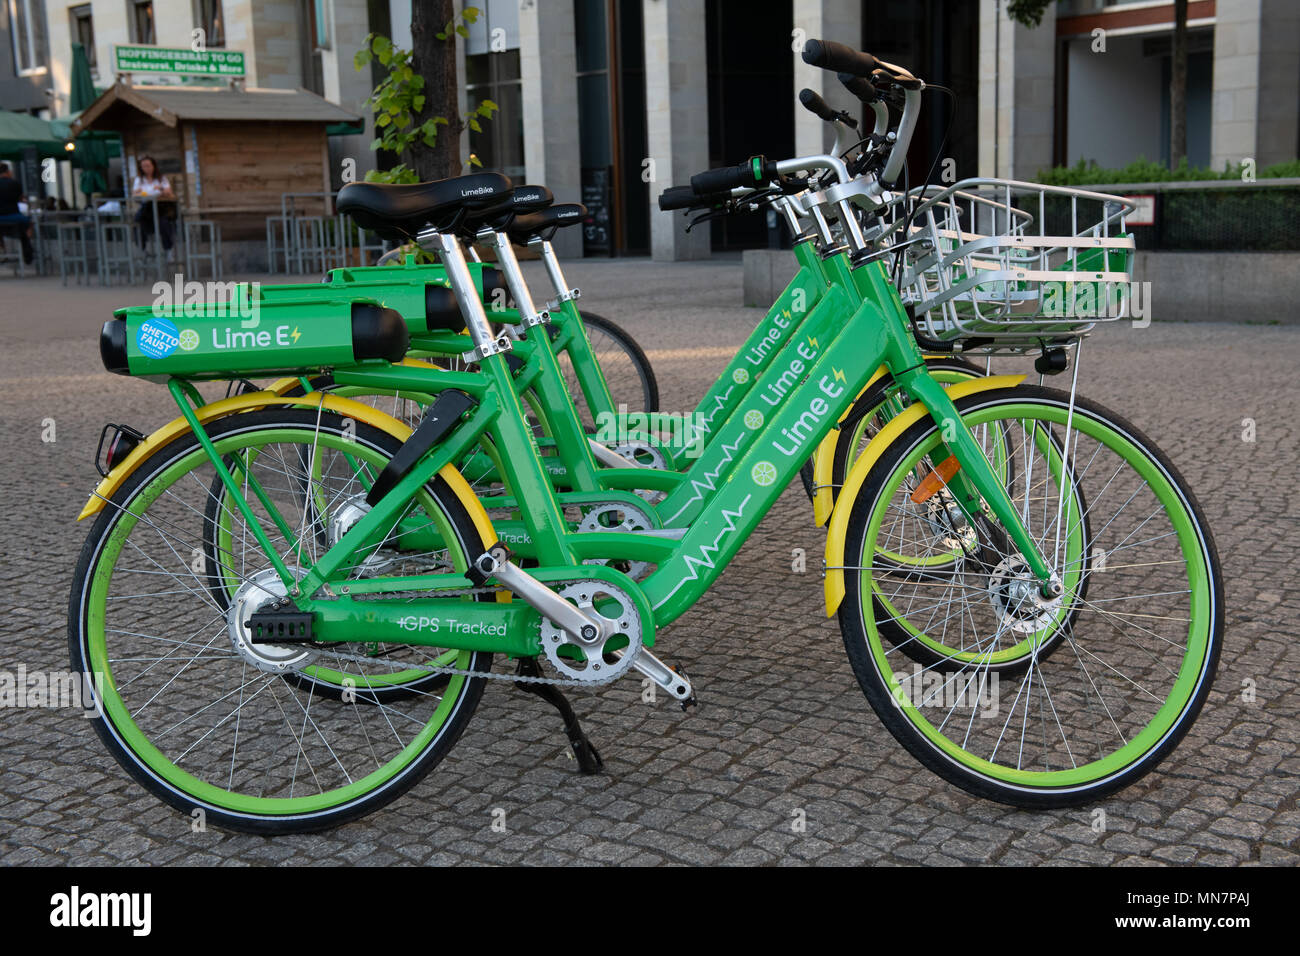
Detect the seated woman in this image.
<box><xmin>132</xmin><ymin>156</ymin><xmax>176</xmax><ymax>253</ymax></box>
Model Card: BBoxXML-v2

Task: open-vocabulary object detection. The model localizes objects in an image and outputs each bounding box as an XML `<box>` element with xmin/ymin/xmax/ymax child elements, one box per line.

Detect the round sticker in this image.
<box><xmin>178</xmin><ymin>328</ymin><xmax>200</xmax><ymax>351</ymax></box>
<box><xmin>732</xmin><ymin>368</ymin><xmax>749</xmax><ymax>385</ymax></box>
<box><xmin>138</xmin><ymin>318</ymin><xmax>180</xmax><ymax>359</ymax></box>
<box><xmin>751</xmin><ymin>461</ymin><xmax>777</xmax><ymax>486</ymax></box>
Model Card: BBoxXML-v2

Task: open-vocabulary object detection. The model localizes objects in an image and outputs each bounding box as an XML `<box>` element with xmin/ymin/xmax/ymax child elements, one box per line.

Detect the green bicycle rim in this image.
<box><xmin>859</xmin><ymin>400</ymin><xmax>1212</xmax><ymax>790</ymax></box>
<box><xmin>871</xmin><ymin>414</ymin><xmax>1083</xmax><ymax>666</ymax></box>
<box><xmin>85</xmin><ymin>426</ymin><xmax>475</xmax><ymax>816</ymax></box>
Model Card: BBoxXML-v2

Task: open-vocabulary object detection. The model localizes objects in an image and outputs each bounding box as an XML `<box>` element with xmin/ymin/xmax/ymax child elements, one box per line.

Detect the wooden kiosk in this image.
<box><xmin>71</xmin><ymin>83</ymin><xmax>361</xmax><ymax>268</ymax></box>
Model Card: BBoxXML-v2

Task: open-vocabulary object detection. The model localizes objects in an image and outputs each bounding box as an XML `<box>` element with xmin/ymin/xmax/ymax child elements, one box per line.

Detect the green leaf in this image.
<box><xmin>468</xmin><ymin>154</ymin><xmax>482</xmax><ymax>168</ymax></box>
<box><xmin>435</xmin><ymin>31</ymin><xmax>447</xmax><ymax>41</ymax></box>
<box><xmin>412</xmin><ymin>94</ymin><xmax>425</xmax><ymax>112</ymax></box>
<box><xmin>464</xmin><ymin>7</ymin><xmax>481</xmax><ymax>22</ymax></box>
<box><xmin>375</xmin><ymin>113</ymin><xmax>391</xmax><ymax>127</ymax></box>
<box><xmin>467</xmin><ymin>117</ymin><xmax>481</xmax><ymax>133</ymax></box>
<box><xmin>369</xmin><ymin>137</ymin><xmax>383</xmax><ymax>151</ymax></box>
<box><xmin>456</xmin><ymin>25</ymin><xmax>469</xmax><ymax>38</ymax></box>
<box><xmin>354</xmin><ymin>47</ymin><xmax>372</xmax><ymax>70</ymax></box>
<box><xmin>373</xmin><ymin>35</ymin><xmax>392</xmax><ymax>56</ymax></box>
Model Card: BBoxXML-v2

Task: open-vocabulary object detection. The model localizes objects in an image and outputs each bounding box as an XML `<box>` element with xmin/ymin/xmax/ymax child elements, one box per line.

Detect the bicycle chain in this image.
<box><xmin>297</xmin><ymin>584</ymin><xmax>641</xmax><ymax>689</ymax></box>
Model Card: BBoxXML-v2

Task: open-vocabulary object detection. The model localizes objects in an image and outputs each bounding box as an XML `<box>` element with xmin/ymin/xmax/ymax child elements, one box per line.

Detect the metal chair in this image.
<box><xmin>0</xmin><ymin>229</ymin><xmax>28</xmax><ymax>277</ymax></box>
<box><xmin>292</xmin><ymin>216</ymin><xmax>329</xmax><ymax>274</ymax></box>
<box><xmin>353</xmin><ymin>225</ymin><xmax>388</xmax><ymax>266</ymax></box>
<box><xmin>184</xmin><ymin>219</ymin><xmax>222</xmax><ymax>279</ymax></box>
<box><xmin>265</xmin><ymin>215</ymin><xmax>292</xmax><ymax>274</ymax></box>
<box><xmin>96</xmin><ymin>219</ymin><xmax>137</xmax><ymax>286</ymax></box>
<box><xmin>55</xmin><ymin>221</ymin><xmax>93</xmax><ymax>285</ymax></box>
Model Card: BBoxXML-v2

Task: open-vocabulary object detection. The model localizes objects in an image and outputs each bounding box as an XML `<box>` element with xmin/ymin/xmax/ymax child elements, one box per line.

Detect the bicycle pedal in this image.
<box><xmin>672</xmin><ymin>666</ymin><xmax>698</xmax><ymax>711</ymax></box>
<box><xmin>247</xmin><ymin>610</ymin><xmax>314</xmax><ymax>644</ymax></box>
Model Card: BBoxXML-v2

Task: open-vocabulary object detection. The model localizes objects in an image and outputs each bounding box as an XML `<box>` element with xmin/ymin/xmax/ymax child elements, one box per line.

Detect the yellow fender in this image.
<box><xmin>810</xmin><ymin>356</ymin><xmax>954</xmax><ymax>526</ymax></box>
<box><xmin>76</xmin><ymin>389</ymin><xmax>499</xmax><ymax>555</ymax></box>
<box><xmin>823</xmin><ymin>374</ymin><xmax>1025</xmax><ymax>617</ymax></box>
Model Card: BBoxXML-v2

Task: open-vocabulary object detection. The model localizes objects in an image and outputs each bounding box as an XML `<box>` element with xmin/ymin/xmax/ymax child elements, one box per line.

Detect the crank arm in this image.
<box><xmin>469</xmin><ymin>543</ymin><xmax>603</xmax><ymax>644</ymax></box>
<box><xmin>588</xmin><ymin>438</ymin><xmax>641</xmax><ymax>469</ymax></box>
<box><xmin>613</xmin><ymin>647</ymin><xmax>695</xmax><ymax>706</ymax></box>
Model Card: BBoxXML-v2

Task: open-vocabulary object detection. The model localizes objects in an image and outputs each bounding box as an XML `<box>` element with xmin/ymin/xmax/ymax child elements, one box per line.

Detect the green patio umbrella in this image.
<box><xmin>0</xmin><ymin>109</ymin><xmax>67</xmax><ymax>159</ymax></box>
<box><xmin>68</xmin><ymin>42</ymin><xmax>109</xmax><ymax>197</ymax></box>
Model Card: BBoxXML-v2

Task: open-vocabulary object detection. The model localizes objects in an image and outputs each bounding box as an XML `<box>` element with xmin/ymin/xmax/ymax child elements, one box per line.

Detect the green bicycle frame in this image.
<box><xmin>163</xmin><ymin>225</ymin><xmax>1055</xmax><ymax>659</ymax></box>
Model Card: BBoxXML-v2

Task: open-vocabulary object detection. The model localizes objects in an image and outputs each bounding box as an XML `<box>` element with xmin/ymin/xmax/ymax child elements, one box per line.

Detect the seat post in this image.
<box><xmin>422</xmin><ymin>228</ymin><xmax>510</xmax><ymax>361</ymax></box>
<box><xmin>527</xmin><ymin>236</ymin><xmax>578</xmax><ymax>307</ymax></box>
<box><xmin>477</xmin><ymin>228</ymin><xmax>548</xmax><ymax>331</ymax></box>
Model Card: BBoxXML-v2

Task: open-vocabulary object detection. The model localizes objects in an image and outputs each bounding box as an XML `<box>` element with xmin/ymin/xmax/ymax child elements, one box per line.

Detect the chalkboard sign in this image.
<box><xmin>581</xmin><ymin>166</ymin><xmax>612</xmax><ymax>256</ymax></box>
<box><xmin>19</xmin><ymin>146</ymin><xmax>40</xmax><ymax>201</ymax></box>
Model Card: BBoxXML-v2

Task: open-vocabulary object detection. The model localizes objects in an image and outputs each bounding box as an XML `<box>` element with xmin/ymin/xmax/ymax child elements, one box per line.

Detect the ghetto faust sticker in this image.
<box><xmin>137</xmin><ymin>317</ymin><xmax>180</xmax><ymax>359</ymax></box>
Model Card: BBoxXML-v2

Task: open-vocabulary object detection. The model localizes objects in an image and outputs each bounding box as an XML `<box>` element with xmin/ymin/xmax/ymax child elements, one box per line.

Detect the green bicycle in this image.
<box><xmin>71</xmin><ymin>39</ymin><xmax>1221</xmax><ymax>831</ymax></box>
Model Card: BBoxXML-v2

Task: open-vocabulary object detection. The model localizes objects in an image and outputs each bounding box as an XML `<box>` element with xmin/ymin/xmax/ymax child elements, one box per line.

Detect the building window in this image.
<box><xmin>70</xmin><ymin>4</ymin><xmax>95</xmax><ymax>68</ymax></box>
<box><xmin>311</xmin><ymin>0</ymin><xmax>331</xmax><ymax>51</ymax></box>
<box><xmin>129</xmin><ymin>0</ymin><xmax>155</xmax><ymax>45</ymax></box>
<box><xmin>464</xmin><ymin>2</ymin><xmax>524</xmax><ymax>180</ymax></box>
<box><xmin>9</xmin><ymin>0</ymin><xmax>49</xmax><ymax>75</ymax></box>
<box><xmin>194</xmin><ymin>0</ymin><xmax>226</xmax><ymax>48</ymax></box>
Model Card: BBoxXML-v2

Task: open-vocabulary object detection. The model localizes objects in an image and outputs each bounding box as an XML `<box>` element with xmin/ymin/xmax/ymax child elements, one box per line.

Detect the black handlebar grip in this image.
<box><xmin>690</xmin><ymin>157</ymin><xmax>767</xmax><ymax>196</ymax></box>
<box><xmin>658</xmin><ymin>186</ymin><xmax>700</xmax><ymax>211</ymax></box>
<box><xmin>798</xmin><ymin>88</ymin><xmax>837</xmax><ymax>122</ymax></box>
<box><xmin>837</xmin><ymin>71</ymin><xmax>879</xmax><ymax>103</ymax></box>
<box><xmin>801</xmin><ymin>38</ymin><xmax>880</xmax><ymax>77</ymax></box>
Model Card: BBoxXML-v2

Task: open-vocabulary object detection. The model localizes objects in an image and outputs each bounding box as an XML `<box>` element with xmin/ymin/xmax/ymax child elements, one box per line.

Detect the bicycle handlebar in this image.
<box><xmin>798</xmin><ymin>88</ymin><xmax>859</xmax><ymax>130</ymax></box>
<box><xmin>837</xmin><ymin>71</ymin><xmax>879</xmax><ymax>103</ymax></box>
<box><xmin>801</xmin><ymin>39</ymin><xmax>880</xmax><ymax>77</ymax></box>
<box><xmin>690</xmin><ymin>157</ymin><xmax>773</xmax><ymax>195</ymax></box>
<box><xmin>659</xmin><ymin>185</ymin><xmax>718</xmax><ymax>211</ymax></box>
<box><xmin>881</xmin><ymin>88</ymin><xmax>921</xmax><ymax>184</ymax></box>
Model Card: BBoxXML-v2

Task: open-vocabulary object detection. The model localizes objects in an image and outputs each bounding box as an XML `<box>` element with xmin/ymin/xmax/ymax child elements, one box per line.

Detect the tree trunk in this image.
<box><xmin>410</xmin><ymin>0</ymin><xmax>461</xmax><ymax>181</ymax></box>
<box><xmin>1170</xmin><ymin>0</ymin><xmax>1188</xmax><ymax>168</ymax></box>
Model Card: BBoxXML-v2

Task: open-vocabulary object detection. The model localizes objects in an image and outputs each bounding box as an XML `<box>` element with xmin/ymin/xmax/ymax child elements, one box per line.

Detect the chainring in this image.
<box><xmin>578</xmin><ymin>502</ymin><xmax>655</xmax><ymax>580</ymax></box>
<box><xmin>537</xmin><ymin>580</ymin><xmax>643</xmax><ymax>683</ymax></box>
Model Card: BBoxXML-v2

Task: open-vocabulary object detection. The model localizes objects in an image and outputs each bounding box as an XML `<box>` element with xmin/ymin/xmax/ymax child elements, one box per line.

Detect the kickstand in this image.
<box><xmin>513</xmin><ymin>658</ymin><xmax>604</xmax><ymax>774</ymax></box>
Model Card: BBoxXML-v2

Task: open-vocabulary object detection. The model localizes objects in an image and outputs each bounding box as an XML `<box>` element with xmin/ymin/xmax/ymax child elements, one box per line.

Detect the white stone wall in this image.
<box><xmin>1211</xmin><ymin>0</ymin><xmax>1264</xmax><ymax>170</ymax></box>
<box><xmin>519</xmin><ymin>0</ymin><xmax>581</xmax><ymax>257</ymax></box>
<box><xmin>644</xmin><ymin>0</ymin><xmax>710</xmax><ymax>261</ymax></box>
<box><xmin>792</xmin><ymin>0</ymin><xmax>861</xmax><ymax>157</ymax></box>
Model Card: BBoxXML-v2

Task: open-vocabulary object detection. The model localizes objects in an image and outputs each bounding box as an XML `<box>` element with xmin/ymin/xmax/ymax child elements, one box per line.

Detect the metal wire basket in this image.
<box><xmin>877</xmin><ymin>178</ymin><xmax>1136</xmax><ymax>349</ymax></box>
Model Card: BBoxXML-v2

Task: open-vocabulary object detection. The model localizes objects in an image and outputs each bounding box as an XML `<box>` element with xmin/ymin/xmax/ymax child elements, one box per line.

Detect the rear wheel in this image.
<box><xmin>69</xmin><ymin>408</ymin><xmax>493</xmax><ymax>833</ymax></box>
<box><xmin>558</xmin><ymin>311</ymin><xmax>659</xmax><ymax>431</ymax></box>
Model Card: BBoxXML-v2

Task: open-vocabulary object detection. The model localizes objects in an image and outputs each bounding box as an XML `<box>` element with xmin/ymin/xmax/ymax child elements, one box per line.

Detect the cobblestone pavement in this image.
<box><xmin>1</xmin><ymin>259</ymin><xmax>1296</xmax><ymax>866</ymax></box>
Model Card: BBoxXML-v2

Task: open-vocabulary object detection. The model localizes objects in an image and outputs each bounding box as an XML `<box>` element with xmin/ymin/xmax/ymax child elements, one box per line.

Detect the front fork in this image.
<box><xmin>896</xmin><ymin>364</ymin><xmax>1060</xmax><ymax>597</ymax></box>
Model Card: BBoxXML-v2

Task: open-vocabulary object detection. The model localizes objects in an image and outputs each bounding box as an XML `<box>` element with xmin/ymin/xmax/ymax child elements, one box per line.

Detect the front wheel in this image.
<box><xmin>838</xmin><ymin>386</ymin><xmax>1222</xmax><ymax>807</ymax></box>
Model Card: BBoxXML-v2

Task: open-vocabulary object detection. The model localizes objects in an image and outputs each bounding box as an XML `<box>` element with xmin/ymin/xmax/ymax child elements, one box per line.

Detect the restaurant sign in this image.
<box><xmin>113</xmin><ymin>46</ymin><xmax>246</xmax><ymax>78</ymax></box>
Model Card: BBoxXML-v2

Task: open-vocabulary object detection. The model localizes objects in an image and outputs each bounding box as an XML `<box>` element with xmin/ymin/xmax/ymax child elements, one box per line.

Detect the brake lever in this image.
<box><xmin>685</xmin><ymin>208</ymin><xmax>732</xmax><ymax>233</ymax></box>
